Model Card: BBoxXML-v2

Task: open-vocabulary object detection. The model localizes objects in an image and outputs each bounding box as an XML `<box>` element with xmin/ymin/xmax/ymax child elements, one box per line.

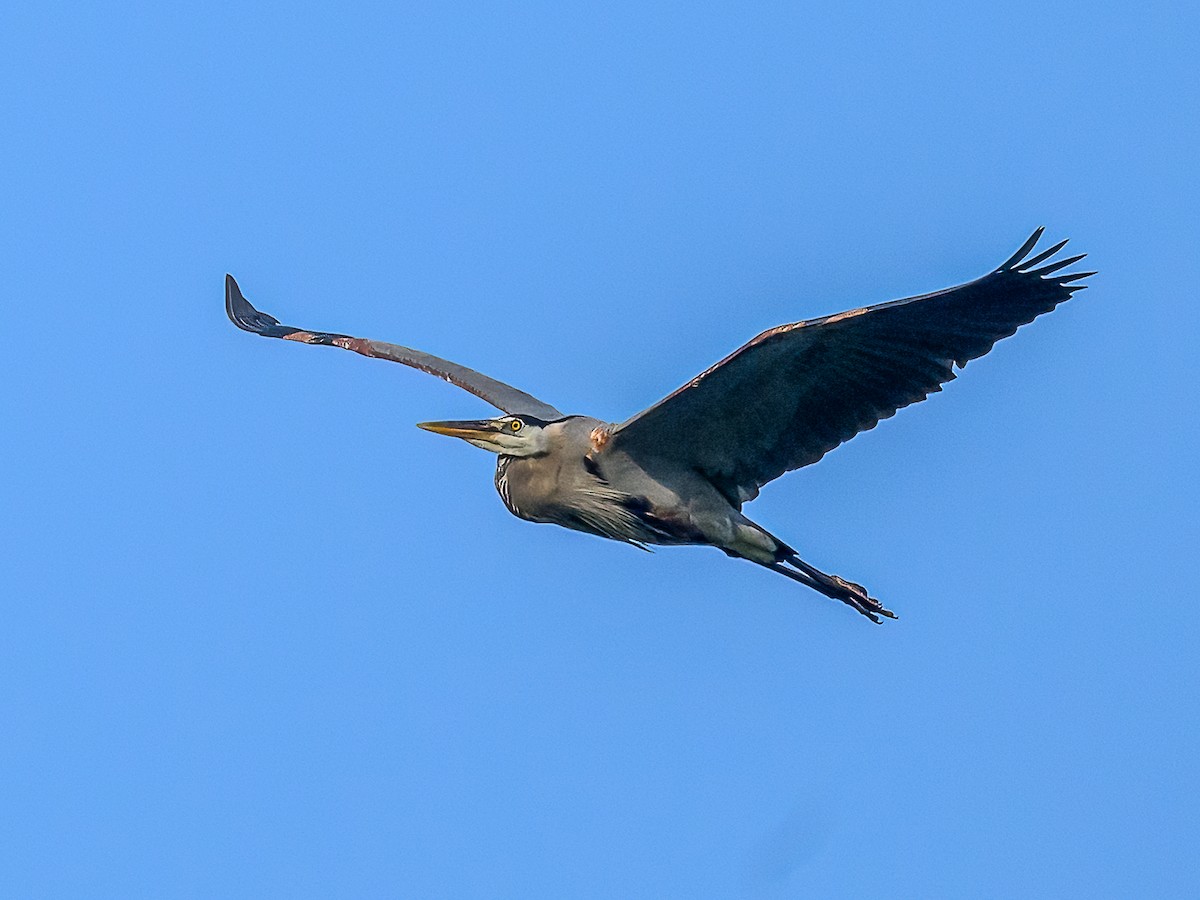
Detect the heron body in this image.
<box><xmin>226</xmin><ymin>228</ymin><xmax>1093</xmax><ymax>622</ymax></box>
<box><xmin>482</xmin><ymin>415</ymin><xmax>760</xmax><ymax>554</ymax></box>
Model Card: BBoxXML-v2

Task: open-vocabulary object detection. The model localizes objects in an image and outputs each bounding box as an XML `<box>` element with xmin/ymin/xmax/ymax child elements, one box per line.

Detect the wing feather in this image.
<box><xmin>225</xmin><ymin>275</ymin><xmax>563</xmax><ymax>420</ymax></box>
<box><xmin>609</xmin><ymin>229</ymin><xmax>1092</xmax><ymax>506</ymax></box>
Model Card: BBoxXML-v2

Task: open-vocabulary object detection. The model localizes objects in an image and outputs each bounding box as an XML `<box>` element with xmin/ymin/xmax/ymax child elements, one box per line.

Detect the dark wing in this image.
<box><xmin>225</xmin><ymin>275</ymin><xmax>563</xmax><ymax>420</ymax></box>
<box><xmin>608</xmin><ymin>228</ymin><xmax>1094</xmax><ymax>506</ymax></box>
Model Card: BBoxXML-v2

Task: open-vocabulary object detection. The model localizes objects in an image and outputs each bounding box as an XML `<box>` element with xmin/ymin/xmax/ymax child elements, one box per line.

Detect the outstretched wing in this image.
<box><xmin>608</xmin><ymin>228</ymin><xmax>1093</xmax><ymax>506</ymax></box>
<box><xmin>225</xmin><ymin>275</ymin><xmax>563</xmax><ymax>420</ymax></box>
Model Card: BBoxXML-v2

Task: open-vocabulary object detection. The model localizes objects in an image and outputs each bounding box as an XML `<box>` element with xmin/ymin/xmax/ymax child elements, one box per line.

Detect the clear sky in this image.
<box><xmin>3</xmin><ymin>2</ymin><xmax>1196</xmax><ymax>897</ymax></box>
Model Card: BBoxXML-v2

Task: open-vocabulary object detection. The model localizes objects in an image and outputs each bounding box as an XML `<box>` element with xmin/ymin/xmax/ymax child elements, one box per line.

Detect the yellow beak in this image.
<box><xmin>416</xmin><ymin>419</ymin><xmax>502</xmax><ymax>442</ymax></box>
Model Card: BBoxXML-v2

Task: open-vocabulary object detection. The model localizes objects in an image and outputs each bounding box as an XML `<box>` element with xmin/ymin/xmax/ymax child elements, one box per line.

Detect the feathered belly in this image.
<box><xmin>495</xmin><ymin>456</ymin><xmax>700</xmax><ymax>549</ymax></box>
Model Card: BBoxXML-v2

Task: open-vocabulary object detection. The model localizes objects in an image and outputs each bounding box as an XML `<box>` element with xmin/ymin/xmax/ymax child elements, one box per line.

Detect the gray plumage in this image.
<box><xmin>224</xmin><ymin>277</ymin><xmax>562</xmax><ymax>421</ymax></box>
<box><xmin>226</xmin><ymin>228</ymin><xmax>1092</xmax><ymax>622</ymax></box>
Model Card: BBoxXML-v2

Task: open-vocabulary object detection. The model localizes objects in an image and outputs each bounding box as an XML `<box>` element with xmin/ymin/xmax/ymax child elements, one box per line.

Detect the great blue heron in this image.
<box><xmin>226</xmin><ymin>228</ymin><xmax>1091</xmax><ymax>622</ymax></box>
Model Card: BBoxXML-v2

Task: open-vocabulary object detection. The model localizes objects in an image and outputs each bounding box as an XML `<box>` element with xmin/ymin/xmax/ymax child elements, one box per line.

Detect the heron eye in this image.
<box><xmin>510</xmin><ymin>419</ymin><xmax>523</xmax><ymax>431</ymax></box>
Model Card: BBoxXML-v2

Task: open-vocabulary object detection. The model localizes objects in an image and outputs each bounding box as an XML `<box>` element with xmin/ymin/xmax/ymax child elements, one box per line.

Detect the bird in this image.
<box><xmin>225</xmin><ymin>227</ymin><xmax>1092</xmax><ymax>622</ymax></box>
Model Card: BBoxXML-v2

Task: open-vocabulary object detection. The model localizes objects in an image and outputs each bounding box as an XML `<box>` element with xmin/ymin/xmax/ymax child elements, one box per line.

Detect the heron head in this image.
<box><xmin>417</xmin><ymin>415</ymin><xmax>552</xmax><ymax>456</ymax></box>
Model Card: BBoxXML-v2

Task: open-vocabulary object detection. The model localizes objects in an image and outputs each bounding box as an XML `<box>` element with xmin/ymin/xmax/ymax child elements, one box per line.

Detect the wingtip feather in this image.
<box><xmin>994</xmin><ymin>229</ymin><xmax>1097</xmax><ymax>291</ymax></box>
<box><xmin>998</xmin><ymin>227</ymin><xmax>1046</xmax><ymax>271</ymax></box>
<box><xmin>224</xmin><ymin>274</ymin><xmax>286</xmax><ymax>334</ymax></box>
<box><xmin>1027</xmin><ymin>253</ymin><xmax>1087</xmax><ymax>278</ymax></box>
<box><xmin>1017</xmin><ymin>238</ymin><xmax>1069</xmax><ymax>271</ymax></box>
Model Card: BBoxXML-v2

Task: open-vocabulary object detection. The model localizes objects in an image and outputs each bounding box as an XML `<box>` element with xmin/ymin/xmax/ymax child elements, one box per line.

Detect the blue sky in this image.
<box><xmin>3</xmin><ymin>1</ymin><xmax>1196</xmax><ymax>896</ymax></box>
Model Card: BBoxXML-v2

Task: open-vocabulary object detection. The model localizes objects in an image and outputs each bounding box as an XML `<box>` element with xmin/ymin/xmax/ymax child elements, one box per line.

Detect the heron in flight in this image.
<box><xmin>226</xmin><ymin>228</ymin><xmax>1091</xmax><ymax>622</ymax></box>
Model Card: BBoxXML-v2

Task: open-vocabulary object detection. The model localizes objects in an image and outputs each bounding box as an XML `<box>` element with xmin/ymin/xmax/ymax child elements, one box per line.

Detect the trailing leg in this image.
<box><xmin>767</xmin><ymin>556</ymin><xmax>896</xmax><ymax>623</ymax></box>
<box><xmin>713</xmin><ymin>516</ymin><xmax>897</xmax><ymax>622</ymax></box>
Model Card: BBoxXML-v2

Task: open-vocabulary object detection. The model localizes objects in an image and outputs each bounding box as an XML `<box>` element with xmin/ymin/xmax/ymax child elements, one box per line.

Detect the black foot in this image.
<box><xmin>826</xmin><ymin>574</ymin><xmax>897</xmax><ymax>623</ymax></box>
<box><xmin>775</xmin><ymin>556</ymin><xmax>897</xmax><ymax>624</ymax></box>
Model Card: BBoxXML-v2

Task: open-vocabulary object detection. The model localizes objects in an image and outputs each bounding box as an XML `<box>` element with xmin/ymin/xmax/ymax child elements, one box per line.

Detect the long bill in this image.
<box><xmin>417</xmin><ymin>422</ymin><xmax>506</xmax><ymax>451</ymax></box>
<box><xmin>416</xmin><ymin>419</ymin><xmax>503</xmax><ymax>440</ymax></box>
